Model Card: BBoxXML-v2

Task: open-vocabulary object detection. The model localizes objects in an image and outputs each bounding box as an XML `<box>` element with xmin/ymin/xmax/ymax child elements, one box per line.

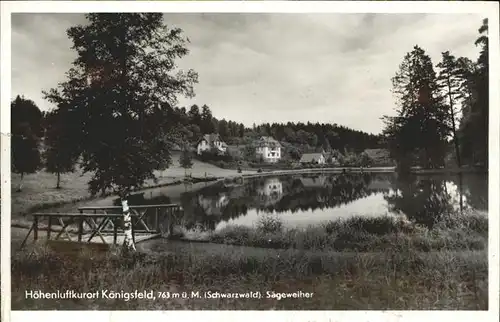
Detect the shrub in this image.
<box><xmin>257</xmin><ymin>168</ymin><xmax>263</xmax><ymax>173</ymax></box>
<box><xmin>237</xmin><ymin>167</ymin><xmax>242</xmax><ymax>173</ymax></box>
<box><xmin>256</xmin><ymin>215</ymin><xmax>283</xmax><ymax>234</ymax></box>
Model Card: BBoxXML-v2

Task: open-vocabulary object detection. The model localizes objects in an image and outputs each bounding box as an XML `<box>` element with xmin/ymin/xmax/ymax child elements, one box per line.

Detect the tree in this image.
<box><xmin>383</xmin><ymin>45</ymin><xmax>449</xmax><ymax>172</ymax></box>
<box><xmin>11</xmin><ymin>95</ymin><xmax>44</xmax><ymax>138</ymax></box>
<box><xmin>238</xmin><ymin>124</ymin><xmax>245</xmax><ymax>138</ymax></box>
<box><xmin>188</xmin><ymin>104</ymin><xmax>202</xmax><ymax>128</ymax></box>
<box><xmin>359</xmin><ymin>152</ymin><xmax>373</xmax><ymax>167</ymax></box>
<box><xmin>320</xmin><ymin>136</ymin><xmax>332</xmax><ymax>152</ymax></box>
<box><xmin>243</xmin><ymin>144</ymin><xmax>256</xmax><ymax>161</ymax></box>
<box><xmin>459</xmin><ymin>18</ymin><xmax>488</xmax><ymax>168</ymax></box>
<box><xmin>179</xmin><ymin>146</ymin><xmax>193</xmax><ymax>177</ymax></box>
<box><xmin>436</xmin><ymin>51</ymin><xmax>464</xmax><ymax>167</ymax></box>
<box><xmin>44</xmin><ymin>109</ymin><xmax>80</xmax><ymax>188</ymax></box>
<box><xmin>218</xmin><ymin>119</ymin><xmax>230</xmax><ymax>140</ymax></box>
<box><xmin>11</xmin><ymin>96</ymin><xmax>42</xmax><ymax>191</ymax></box>
<box><xmin>43</xmin><ymin>13</ymin><xmax>198</xmax><ymax>252</ymax></box>
<box><xmin>185</xmin><ymin>124</ymin><xmax>201</xmax><ymax>143</ymax></box>
<box><xmin>200</xmin><ymin>105</ymin><xmax>216</xmax><ymax>134</ymax></box>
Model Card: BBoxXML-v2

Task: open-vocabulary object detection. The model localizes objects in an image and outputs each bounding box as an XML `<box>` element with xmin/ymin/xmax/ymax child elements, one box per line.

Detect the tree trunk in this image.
<box><xmin>446</xmin><ymin>77</ymin><xmax>462</xmax><ymax>168</ymax></box>
<box><xmin>18</xmin><ymin>172</ymin><xmax>24</xmax><ymax>192</ymax></box>
<box><xmin>458</xmin><ymin>173</ymin><xmax>464</xmax><ymax>214</ymax></box>
<box><xmin>121</xmin><ymin>197</ymin><xmax>136</xmax><ymax>253</ymax></box>
<box><xmin>56</xmin><ymin>172</ymin><xmax>61</xmax><ymax>189</ymax></box>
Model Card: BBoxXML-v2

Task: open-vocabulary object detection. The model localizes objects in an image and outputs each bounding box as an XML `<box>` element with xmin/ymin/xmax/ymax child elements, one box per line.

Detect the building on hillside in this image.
<box><xmin>299</xmin><ymin>153</ymin><xmax>326</xmax><ymax>165</ymax></box>
<box><xmin>255</xmin><ymin>136</ymin><xmax>282</xmax><ymax>163</ymax></box>
<box><xmin>196</xmin><ymin>133</ymin><xmax>228</xmax><ymax>155</ymax></box>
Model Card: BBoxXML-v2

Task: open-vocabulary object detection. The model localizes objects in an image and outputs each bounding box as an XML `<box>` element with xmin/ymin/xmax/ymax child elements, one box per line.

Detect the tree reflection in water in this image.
<box><xmin>116</xmin><ymin>173</ymin><xmax>488</xmax><ymax>232</ymax></box>
<box><xmin>384</xmin><ymin>173</ymin><xmax>488</xmax><ymax>228</ymax></box>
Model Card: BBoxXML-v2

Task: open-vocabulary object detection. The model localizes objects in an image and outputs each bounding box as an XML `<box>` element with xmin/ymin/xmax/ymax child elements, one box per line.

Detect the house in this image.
<box><xmin>300</xmin><ymin>153</ymin><xmax>326</xmax><ymax>165</ymax></box>
<box><xmin>196</xmin><ymin>133</ymin><xmax>228</xmax><ymax>155</ymax></box>
<box><xmin>255</xmin><ymin>136</ymin><xmax>282</xmax><ymax>163</ymax></box>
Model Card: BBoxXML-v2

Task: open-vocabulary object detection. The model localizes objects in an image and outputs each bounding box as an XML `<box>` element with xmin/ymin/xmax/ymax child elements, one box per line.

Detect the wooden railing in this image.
<box><xmin>20</xmin><ymin>204</ymin><xmax>183</xmax><ymax>249</ymax></box>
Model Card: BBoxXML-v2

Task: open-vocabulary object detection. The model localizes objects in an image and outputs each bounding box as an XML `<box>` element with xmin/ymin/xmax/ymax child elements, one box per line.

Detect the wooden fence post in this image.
<box><xmin>113</xmin><ymin>218</ymin><xmax>118</xmax><ymax>246</ymax></box>
<box><xmin>33</xmin><ymin>215</ymin><xmax>39</xmax><ymax>242</ymax></box>
<box><xmin>78</xmin><ymin>209</ymin><xmax>84</xmax><ymax>242</ymax></box>
<box><xmin>47</xmin><ymin>216</ymin><xmax>52</xmax><ymax>240</ymax></box>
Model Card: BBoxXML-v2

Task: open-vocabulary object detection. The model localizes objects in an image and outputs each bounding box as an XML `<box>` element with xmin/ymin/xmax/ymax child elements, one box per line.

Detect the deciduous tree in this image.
<box><xmin>179</xmin><ymin>146</ymin><xmax>194</xmax><ymax>178</ymax></box>
<box><xmin>44</xmin><ymin>108</ymin><xmax>81</xmax><ymax>188</ymax></box>
<box><xmin>44</xmin><ymin>13</ymin><xmax>198</xmax><ymax>252</ymax></box>
<box><xmin>11</xmin><ymin>96</ymin><xmax>42</xmax><ymax>191</ymax></box>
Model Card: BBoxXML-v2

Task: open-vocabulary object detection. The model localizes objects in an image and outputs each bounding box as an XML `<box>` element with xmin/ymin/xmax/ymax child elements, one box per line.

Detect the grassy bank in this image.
<box><xmin>11</xmin><ymin>209</ymin><xmax>488</xmax><ymax>310</ymax></box>
<box><xmin>12</xmin><ymin>243</ymin><xmax>487</xmax><ymax>310</ymax></box>
<box><xmin>177</xmin><ymin>211</ymin><xmax>487</xmax><ymax>253</ymax></box>
<box><xmin>10</xmin><ymin>154</ymin><xmax>253</xmax><ymax>219</ymax></box>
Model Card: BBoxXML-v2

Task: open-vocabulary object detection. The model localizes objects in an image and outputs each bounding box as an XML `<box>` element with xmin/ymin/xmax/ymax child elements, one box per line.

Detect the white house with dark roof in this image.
<box><xmin>299</xmin><ymin>152</ymin><xmax>326</xmax><ymax>165</ymax></box>
<box><xmin>255</xmin><ymin>136</ymin><xmax>282</xmax><ymax>163</ymax></box>
<box><xmin>196</xmin><ymin>133</ymin><xmax>228</xmax><ymax>155</ymax></box>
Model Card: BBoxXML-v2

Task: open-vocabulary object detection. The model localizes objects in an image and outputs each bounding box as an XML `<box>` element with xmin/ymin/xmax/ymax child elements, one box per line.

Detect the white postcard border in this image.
<box><xmin>1</xmin><ymin>1</ymin><xmax>499</xmax><ymax>322</ymax></box>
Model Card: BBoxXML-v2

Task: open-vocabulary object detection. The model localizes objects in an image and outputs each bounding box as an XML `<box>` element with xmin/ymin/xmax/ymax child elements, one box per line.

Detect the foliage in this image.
<box><xmin>43</xmin><ymin>109</ymin><xmax>81</xmax><ymax>187</ymax></box>
<box><xmin>256</xmin><ymin>215</ymin><xmax>283</xmax><ymax>234</ymax></box>
<box><xmin>198</xmin><ymin>148</ymin><xmax>233</xmax><ymax>163</ymax></box>
<box><xmin>458</xmin><ymin>19</ymin><xmax>489</xmax><ymax>168</ymax></box>
<box><xmin>211</xmin><ymin>212</ymin><xmax>487</xmax><ymax>252</ymax></box>
<box><xmin>338</xmin><ymin>151</ymin><xmax>373</xmax><ymax>167</ymax></box>
<box><xmin>11</xmin><ymin>96</ymin><xmax>42</xmax><ymax>182</ymax></box>
<box><xmin>12</xmin><ymin>241</ymin><xmax>487</xmax><ymax>309</ymax></box>
<box><xmin>383</xmin><ymin>19</ymin><xmax>489</xmax><ymax>171</ymax></box>
<box><xmin>157</xmin><ymin>103</ymin><xmax>383</xmax><ymax>159</ymax></box>
<box><xmin>43</xmin><ymin>13</ymin><xmax>198</xmax><ymax>197</ymax></box>
<box><xmin>359</xmin><ymin>152</ymin><xmax>373</xmax><ymax>167</ymax></box>
<box><xmin>179</xmin><ymin>147</ymin><xmax>193</xmax><ymax>176</ymax></box>
<box><xmin>11</xmin><ymin>95</ymin><xmax>44</xmax><ymax>138</ymax></box>
<box><xmin>383</xmin><ymin>45</ymin><xmax>450</xmax><ymax>171</ymax></box>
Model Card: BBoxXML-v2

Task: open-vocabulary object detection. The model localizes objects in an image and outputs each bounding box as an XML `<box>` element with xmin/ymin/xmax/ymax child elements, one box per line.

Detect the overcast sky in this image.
<box><xmin>11</xmin><ymin>13</ymin><xmax>483</xmax><ymax>134</ymax></box>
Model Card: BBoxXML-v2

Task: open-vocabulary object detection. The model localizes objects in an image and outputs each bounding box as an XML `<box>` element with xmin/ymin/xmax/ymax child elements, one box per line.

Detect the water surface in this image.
<box><xmin>114</xmin><ymin>173</ymin><xmax>488</xmax><ymax>232</ymax></box>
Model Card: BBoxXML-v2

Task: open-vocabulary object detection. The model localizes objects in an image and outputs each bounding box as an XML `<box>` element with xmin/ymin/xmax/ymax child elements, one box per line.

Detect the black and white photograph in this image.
<box><xmin>1</xmin><ymin>0</ymin><xmax>499</xmax><ymax>317</ymax></box>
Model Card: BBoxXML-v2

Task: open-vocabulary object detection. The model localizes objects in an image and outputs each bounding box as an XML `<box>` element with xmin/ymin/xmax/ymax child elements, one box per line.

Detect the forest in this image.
<box><xmin>11</xmin><ymin>15</ymin><xmax>489</xmax><ymax>193</ymax></box>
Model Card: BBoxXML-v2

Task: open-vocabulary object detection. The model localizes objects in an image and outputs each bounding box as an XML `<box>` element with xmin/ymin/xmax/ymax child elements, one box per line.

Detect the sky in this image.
<box><xmin>11</xmin><ymin>13</ymin><xmax>483</xmax><ymax>134</ymax></box>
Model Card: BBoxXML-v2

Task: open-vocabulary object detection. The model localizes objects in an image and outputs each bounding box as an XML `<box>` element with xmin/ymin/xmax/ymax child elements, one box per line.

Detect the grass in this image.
<box><xmin>11</xmin><ymin>242</ymin><xmax>487</xmax><ymax>310</ymax></box>
<box><xmin>204</xmin><ymin>211</ymin><xmax>488</xmax><ymax>253</ymax></box>
<box><xmin>10</xmin><ymin>155</ymin><xmax>244</xmax><ymax>219</ymax></box>
<box><xmin>9</xmin><ymin>160</ymin><xmax>488</xmax><ymax>310</ymax></box>
<box><xmin>11</xmin><ymin>209</ymin><xmax>488</xmax><ymax>310</ymax></box>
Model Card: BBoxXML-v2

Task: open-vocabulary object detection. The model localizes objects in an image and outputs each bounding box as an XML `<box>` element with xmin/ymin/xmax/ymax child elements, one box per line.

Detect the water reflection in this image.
<box><xmin>115</xmin><ymin>173</ymin><xmax>488</xmax><ymax>232</ymax></box>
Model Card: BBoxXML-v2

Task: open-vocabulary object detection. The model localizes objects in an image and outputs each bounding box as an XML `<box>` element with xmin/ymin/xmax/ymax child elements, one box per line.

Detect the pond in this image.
<box><xmin>112</xmin><ymin>172</ymin><xmax>488</xmax><ymax>233</ymax></box>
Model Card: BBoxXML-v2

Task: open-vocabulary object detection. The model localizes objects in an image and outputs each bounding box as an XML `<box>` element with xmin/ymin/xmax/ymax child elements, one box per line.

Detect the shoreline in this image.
<box><xmin>11</xmin><ymin>165</ymin><xmax>486</xmax><ymax>232</ymax></box>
